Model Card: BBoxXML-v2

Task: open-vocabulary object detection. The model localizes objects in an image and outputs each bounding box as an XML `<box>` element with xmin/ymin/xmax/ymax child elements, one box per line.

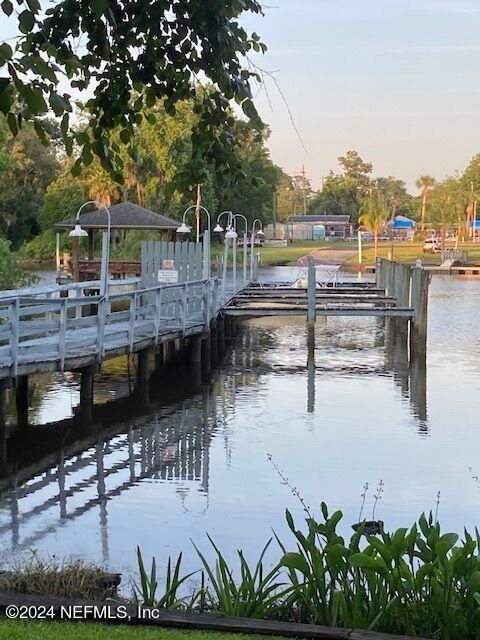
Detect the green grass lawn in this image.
<box><xmin>0</xmin><ymin>619</ymin><xmax>277</xmax><ymax>640</ymax></box>
<box><xmin>349</xmin><ymin>241</ymin><xmax>480</xmax><ymax>265</ymax></box>
<box><xmin>211</xmin><ymin>240</ymin><xmax>334</xmax><ymax>267</ymax></box>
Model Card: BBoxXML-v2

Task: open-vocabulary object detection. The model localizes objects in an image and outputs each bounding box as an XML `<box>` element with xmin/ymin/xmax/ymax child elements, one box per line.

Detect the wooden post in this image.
<box><xmin>201</xmin><ymin>332</ymin><xmax>212</xmax><ymax>380</ymax></box>
<box><xmin>307</xmin><ymin>338</ymin><xmax>315</xmax><ymax>413</ymax></box>
<box><xmin>210</xmin><ymin>322</ymin><xmax>218</xmax><ymax>366</ymax></box>
<box><xmin>410</xmin><ymin>267</ymin><xmax>430</xmax><ymax>353</ymax></box>
<box><xmin>79</xmin><ymin>365</ymin><xmax>94</xmax><ymax>425</ymax></box>
<box><xmin>410</xmin><ymin>349</ymin><xmax>427</xmax><ymax>428</ymax></box>
<box><xmin>87</xmin><ymin>229</ymin><xmax>95</xmax><ymax>261</ymax></box>
<box><xmin>71</xmin><ymin>236</ymin><xmax>80</xmax><ymax>282</ymax></box>
<box><xmin>218</xmin><ymin>316</ymin><xmax>226</xmax><ymax>353</ymax></box>
<box><xmin>191</xmin><ymin>335</ymin><xmax>202</xmax><ymax>387</ymax></box>
<box><xmin>55</xmin><ymin>232</ymin><xmax>61</xmax><ymax>272</ymax></box>
<box><xmin>242</xmin><ymin>232</ymin><xmax>248</xmax><ymax>285</ymax></box>
<box><xmin>0</xmin><ymin>380</ymin><xmax>7</xmax><ymax>433</ymax></box>
<box><xmin>136</xmin><ymin>349</ymin><xmax>150</xmax><ymax>407</ymax></box>
<box><xmin>15</xmin><ymin>375</ymin><xmax>28</xmax><ymax>429</ymax></box>
<box><xmin>307</xmin><ymin>256</ymin><xmax>316</xmax><ymax>332</ymax></box>
<box><xmin>386</xmin><ymin>259</ymin><xmax>396</xmax><ymax>299</ymax></box>
<box><xmin>252</xmin><ymin>252</ymin><xmax>259</xmax><ymax>282</ymax></box>
<box><xmin>230</xmin><ymin>316</ymin><xmax>238</xmax><ymax>337</ymax></box>
<box><xmin>155</xmin><ymin>343</ymin><xmax>164</xmax><ymax>370</ymax></box>
<box><xmin>393</xmin><ymin>263</ymin><xmax>410</xmax><ymax>338</ymax></box>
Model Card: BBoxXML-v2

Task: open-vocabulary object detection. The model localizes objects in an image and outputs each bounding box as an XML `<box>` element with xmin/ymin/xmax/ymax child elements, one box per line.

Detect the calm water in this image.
<box><xmin>1</xmin><ymin>271</ymin><xmax>479</xmax><ymax>589</ymax></box>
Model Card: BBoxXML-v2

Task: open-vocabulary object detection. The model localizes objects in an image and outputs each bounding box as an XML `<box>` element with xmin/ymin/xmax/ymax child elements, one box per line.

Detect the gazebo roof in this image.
<box><xmin>55</xmin><ymin>201</ymin><xmax>181</xmax><ymax>231</ymax></box>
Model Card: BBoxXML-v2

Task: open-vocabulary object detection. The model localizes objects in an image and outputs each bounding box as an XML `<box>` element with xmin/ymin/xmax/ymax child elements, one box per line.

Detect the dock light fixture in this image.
<box><xmin>69</xmin><ymin>200</ymin><xmax>111</xmax><ymax>296</ymax></box>
<box><xmin>178</xmin><ymin>204</ymin><xmax>211</xmax><ymax>240</ymax></box>
<box><xmin>225</xmin><ymin>227</ymin><xmax>238</xmax><ymax>240</ymax></box>
<box><xmin>176</xmin><ymin>222</ymin><xmax>192</xmax><ymax>234</ymax></box>
<box><xmin>69</xmin><ymin>224</ymin><xmax>88</xmax><ymax>238</ymax></box>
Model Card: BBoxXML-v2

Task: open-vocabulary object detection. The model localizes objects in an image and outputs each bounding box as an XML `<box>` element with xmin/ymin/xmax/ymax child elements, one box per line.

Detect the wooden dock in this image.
<box><xmin>0</xmin><ymin>251</ymin><xmax>430</xmax><ymax>433</ymax></box>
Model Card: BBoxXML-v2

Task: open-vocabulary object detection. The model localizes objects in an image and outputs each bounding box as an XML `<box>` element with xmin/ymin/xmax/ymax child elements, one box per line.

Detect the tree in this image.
<box><xmin>373</xmin><ymin>177</ymin><xmax>413</xmax><ymax>221</ymax></box>
<box><xmin>415</xmin><ymin>175</ymin><xmax>436</xmax><ymax>231</ymax></box>
<box><xmin>0</xmin><ymin>118</ymin><xmax>59</xmax><ymax>247</ymax></box>
<box><xmin>428</xmin><ymin>177</ymin><xmax>466</xmax><ymax>245</ymax></box>
<box><xmin>39</xmin><ymin>172</ymin><xmax>89</xmax><ymax>229</ymax></box>
<box><xmin>338</xmin><ymin>150</ymin><xmax>373</xmax><ymax>196</ymax></box>
<box><xmin>308</xmin><ymin>173</ymin><xmax>360</xmax><ymax>221</ymax></box>
<box><xmin>0</xmin><ymin>0</ymin><xmax>265</xmax><ymax>185</ymax></box>
<box><xmin>358</xmin><ymin>196</ymin><xmax>389</xmax><ymax>257</ymax></box>
<box><xmin>274</xmin><ymin>172</ymin><xmax>295</xmax><ymax>222</ymax></box>
<box><xmin>461</xmin><ymin>154</ymin><xmax>480</xmax><ymax>239</ymax></box>
<box><xmin>0</xmin><ymin>237</ymin><xmax>29</xmax><ymax>288</ymax></box>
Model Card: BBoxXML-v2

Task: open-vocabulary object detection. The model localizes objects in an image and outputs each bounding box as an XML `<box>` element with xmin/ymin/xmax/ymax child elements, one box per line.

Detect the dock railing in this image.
<box><xmin>0</xmin><ymin>277</ymin><xmax>222</xmax><ymax>377</ymax></box>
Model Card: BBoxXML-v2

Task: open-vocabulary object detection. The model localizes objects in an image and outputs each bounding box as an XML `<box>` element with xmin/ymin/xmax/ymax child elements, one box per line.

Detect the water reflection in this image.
<box><xmin>1</xmin><ymin>277</ymin><xmax>479</xmax><ymax>581</ymax></box>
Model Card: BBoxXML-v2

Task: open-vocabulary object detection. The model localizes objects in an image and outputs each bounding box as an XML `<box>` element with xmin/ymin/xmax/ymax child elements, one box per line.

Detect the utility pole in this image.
<box><xmin>302</xmin><ymin>165</ymin><xmax>307</xmax><ymax>215</ymax></box>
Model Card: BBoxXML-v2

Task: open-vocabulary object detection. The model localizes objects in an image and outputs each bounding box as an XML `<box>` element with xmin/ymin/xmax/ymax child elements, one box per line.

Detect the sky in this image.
<box><xmin>243</xmin><ymin>0</ymin><xmax>480</xmax><ymax>192</ymax></box>
<box><xmin>1</xmin><ymin>0</ymin><xmax>480</xmax><ymax>194</ymax></box>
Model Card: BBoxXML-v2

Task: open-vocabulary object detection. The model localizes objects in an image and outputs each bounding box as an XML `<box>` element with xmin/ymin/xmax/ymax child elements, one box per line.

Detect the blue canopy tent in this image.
<box><xmin>390</xmin><ymin>215</ymin><xmax>415</xmax><ymax>238</ymax></box>
<box><xmin>391</xmin><ymin>216</ymin><xmax>415</xmax><ymax>229</ymax></box>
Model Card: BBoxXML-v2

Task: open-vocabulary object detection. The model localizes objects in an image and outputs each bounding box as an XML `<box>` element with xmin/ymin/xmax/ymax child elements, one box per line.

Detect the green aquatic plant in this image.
<box><xmin>135</xmin><ymin>547</ymin><xmax>197</xmax><ymax>610</ymax></box>
<box><xmin>137</xmin><ymin>509</ymin><xmax>480</xmax><ymax>639</ymax></box>
<box><xmin>192</xmin><ymin>535</ymin><xmax>291</xmax><ymax>619</ymax></box>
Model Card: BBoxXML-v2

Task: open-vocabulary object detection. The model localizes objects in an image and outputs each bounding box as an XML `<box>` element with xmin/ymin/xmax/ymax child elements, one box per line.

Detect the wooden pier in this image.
<box><xmin>224</xmin><ymin>257</ymin><xmax>430</xmax><ymax>346</ymax></box>
<box><xmin>0</xmin><ymin>274</ymin><xmax>241</xmax><ymax>432</ymax></box>
<box><xmin>0</xmin><ymin>250</ymin><xmax>430</xmax><ymax>434</ymax></box>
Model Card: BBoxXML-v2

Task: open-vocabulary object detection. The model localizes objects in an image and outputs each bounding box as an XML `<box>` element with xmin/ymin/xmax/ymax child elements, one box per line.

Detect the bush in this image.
<box><xmin>0</xmin><ymin>237</ymin><xmax>33</xmax><ymax>289</ymax></box>
<box><xmin>0</xmin><ymin>554</ymin><xmax>119</xmax><ymax>601</ymax></box>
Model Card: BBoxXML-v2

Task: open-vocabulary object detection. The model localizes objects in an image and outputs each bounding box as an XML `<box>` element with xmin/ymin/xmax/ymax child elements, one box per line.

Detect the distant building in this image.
<box><xmin>291</xmin><ymin>215</ymin><xmax>353</xmax><ymax>239</ymax></box>
<box><xmin>264</xmin><ymin>215</ymin><xmax>353</xmax><ymax>241</ymax></box>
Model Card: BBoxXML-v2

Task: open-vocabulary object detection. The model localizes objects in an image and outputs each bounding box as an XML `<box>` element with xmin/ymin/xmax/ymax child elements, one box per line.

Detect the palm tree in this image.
<box><xmin>416</xmin><ymin>175</ymin><xmax>436</xmax><ymax>231</ymax></box>
<box><xmin>358</xmin><ymin>196</ymin><xmax>388</xmax><ymax>258</ymax></box>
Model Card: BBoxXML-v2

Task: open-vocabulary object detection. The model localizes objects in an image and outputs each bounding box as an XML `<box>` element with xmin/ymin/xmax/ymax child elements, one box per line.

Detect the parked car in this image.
<box><xmin>423</xmin><ymin>237</ymin><xmax>441</xmax><ymax>253</ymax></box>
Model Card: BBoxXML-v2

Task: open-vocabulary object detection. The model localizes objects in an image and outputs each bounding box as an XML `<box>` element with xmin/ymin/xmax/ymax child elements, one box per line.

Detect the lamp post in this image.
<box><xmin>232</xmin><ymin>213</ymin><xmax>248</xmax><ymax>286</ymax></box>
<box><xmin>69</xmin><ymin>200</ymin><xmax>111</xmax><ymax>297</ymax></box>
<box><xmin>214</xmin><ymin>211</ymin><xmax>233</xmax><ymax>299</ymax></box>
<box><xmin>176</xmin><ymin>204</ymin><xmax>211</xmax><ymax>278</ymax></box>
<box><xmin>250</xmin><ymin>219</ymin><xmax>265</xmax><ymax>281</ymax></box>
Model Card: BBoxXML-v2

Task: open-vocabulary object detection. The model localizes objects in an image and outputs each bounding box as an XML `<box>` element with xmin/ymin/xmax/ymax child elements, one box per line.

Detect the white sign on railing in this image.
<box><xmin>158</xmin><ymin>270</ymin><xmax>179</xmax><ymax>284</ymax></box>
<box><xmin>158</xmin><ymin>259</ymin><xmax>179</xmax><ymax>284</ymax></box>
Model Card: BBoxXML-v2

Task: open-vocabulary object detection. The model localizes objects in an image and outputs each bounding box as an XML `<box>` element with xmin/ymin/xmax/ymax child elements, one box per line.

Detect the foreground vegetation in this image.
<box><xmin>0</xmin><ymin>620</ymin><xmax>274</xmax><ymax>640</ymax></box>
<box><xmin>136</xmin><ymin>507</ymin><xmax>480</xmax><ymax>640</ymax></box>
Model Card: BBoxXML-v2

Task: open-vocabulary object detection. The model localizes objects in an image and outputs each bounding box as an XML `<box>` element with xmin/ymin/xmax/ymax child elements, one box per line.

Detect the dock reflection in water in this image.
<box><xmin>0</xmin><ymin>277</ymin><xmax>478</xmax><ymax>584</ymax></box>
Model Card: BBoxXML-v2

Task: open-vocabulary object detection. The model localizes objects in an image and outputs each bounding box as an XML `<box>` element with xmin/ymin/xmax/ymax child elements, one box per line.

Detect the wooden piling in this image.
<box><xmin>307</xmin><ymin>256</ymin><xmax>316</xmax><ymax>331</ymax></box>
<box><xmin>394</xmin><ymin>263</ymin><xmax>410</xmax><ymax>339</ymax></box>
<box><xmin>410</xmin><ymin>267</ymin><xmax>430</xmax><ymax>352</ymax></box>
<box><xmin>410</xmin><ymin>349</ymin><xmax>427</xmax><ymax>425</ymax></box>
<box><xmin>15</xmin><ymin>375</ymin><xmax>28</xmax><ymax>430</ymax></box>
<box><xmin>79</xmin><ymin>366</ymin><xmax>94</xmax><ymax>425</ymax></box>
<box><xmin>136</xmin><ymin>348</ymin><xmax>151</xmax><ymax>407</ymax></box>
<box><xmin>210</xmin><ymin>323</ymin><xmax>218</xmax><ymax>366</ymax></box>
<box><xmin>155</xmin><ymin>343</ymin><xmax>164</xmax><ymax>370</ymax></box>
<box><xmin>191</xmin><ymin>335</ymin><xmax>202</xmax><ymax>387</ymax></box>
<box><xmin>201</xmin><ymin>332</ymin><xmax>212</xmax><ymax>380</ymax></box>
<box><xmin>218</xmin><ymin>316</ymin><xmax>226</xmax><ymax>354</ymax></box>
<box><xmin>307</xmin><ymin>338</ymin><xmax>315</xmax><ymax>414</ymax></box>
<box><xmin>0</xmin><ymin>381</ymin><xmax>6</xmax><ymax>432</ymax></box>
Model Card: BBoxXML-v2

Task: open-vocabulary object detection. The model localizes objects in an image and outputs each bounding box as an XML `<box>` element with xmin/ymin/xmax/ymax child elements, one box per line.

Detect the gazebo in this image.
<box><xmin>55</xmin><ymin>201</ymin><xmax>182</xmax><ymax>281</ymax></box>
